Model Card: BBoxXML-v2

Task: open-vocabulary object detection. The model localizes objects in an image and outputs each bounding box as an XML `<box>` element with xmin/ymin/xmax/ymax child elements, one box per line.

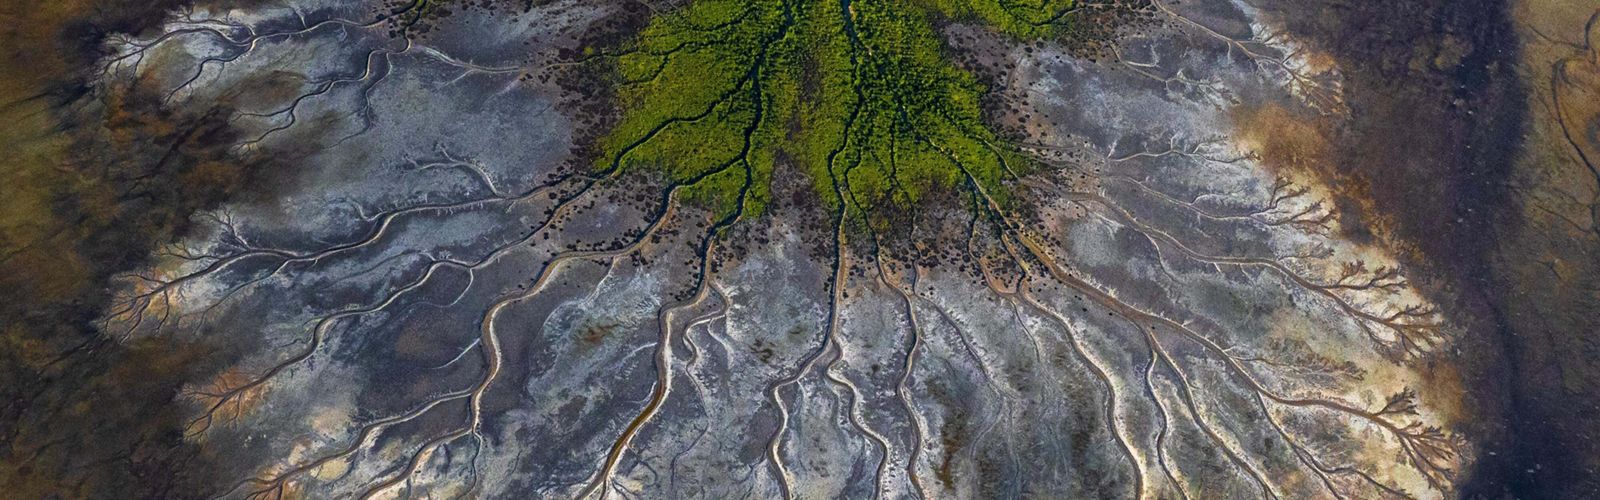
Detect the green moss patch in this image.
<box><xmin>594</xmin><ymin>0</ymin><xmax>1075</xmax><ymax>226</ymax></box>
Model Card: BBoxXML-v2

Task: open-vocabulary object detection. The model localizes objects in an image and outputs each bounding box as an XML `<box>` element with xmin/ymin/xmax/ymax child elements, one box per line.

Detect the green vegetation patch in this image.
<box><xmin>594</xmin><ymin>0</ymin><xmax>1076</xmax><ymax>225</ymax></box>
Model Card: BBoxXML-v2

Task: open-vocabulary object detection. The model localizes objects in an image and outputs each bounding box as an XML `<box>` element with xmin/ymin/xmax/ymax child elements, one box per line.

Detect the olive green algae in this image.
<box><xmin>595</xmin><ymin>0</ymin><xmax>1076</xmax><ymax>226</ymax></box>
